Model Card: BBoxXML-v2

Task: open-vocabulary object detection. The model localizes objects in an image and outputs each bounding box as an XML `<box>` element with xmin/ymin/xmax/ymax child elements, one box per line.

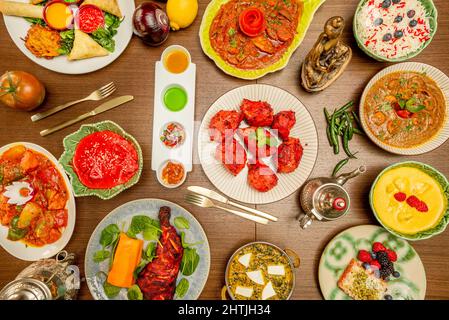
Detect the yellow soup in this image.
<box><xmin>373</xmin><ymin>166</ymin><xmax>447</xmax><ymax>235</ymax></box>
<box><xmin>164</xmin><ymin>50</ymin><xmax>189</xmax><ymax>74</ymax></box>
<box><xmin>45</xmin><ymin>2</ymin><xmax>73</xmax><ymax>30</ymax></box>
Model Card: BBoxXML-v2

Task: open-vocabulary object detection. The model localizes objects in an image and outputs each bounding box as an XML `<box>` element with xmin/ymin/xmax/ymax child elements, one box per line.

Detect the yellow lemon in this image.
<box><xmin>166</xmin><ymin>0</ymin><xmax>198</xmax><ymax>31</ymax></box>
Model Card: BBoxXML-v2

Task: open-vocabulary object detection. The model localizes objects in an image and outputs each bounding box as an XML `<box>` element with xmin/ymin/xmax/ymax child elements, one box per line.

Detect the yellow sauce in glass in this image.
<box><xmin>164</xmin><ymin>50</ymin><xmax>189</xmax><ymax>74</ymax></box>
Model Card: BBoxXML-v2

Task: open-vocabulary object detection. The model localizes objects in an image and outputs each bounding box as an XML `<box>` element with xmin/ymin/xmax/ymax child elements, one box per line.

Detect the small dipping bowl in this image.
<box><xmin>160</xmin><ymin>122</ymin><xmax>186</xmax><ymax>149</ymax></box>
<box><xmin>156</xmin><ymin>160</ymin><xmax>186</xmax><ymax>189</ymax></box>
<box><xmin>161</xmin><ymin>45</ymin><xmax>191</xmax><ymax>74</ymax></box>
<box><xmin>43</xmin><ymin>0</ymin><xmax>74</xmax><ymax>31</ymax></box>
<box><xmin>162</xmin><ymin>85</ymin><xmax>188</xmax><ymax>112</ymax></box>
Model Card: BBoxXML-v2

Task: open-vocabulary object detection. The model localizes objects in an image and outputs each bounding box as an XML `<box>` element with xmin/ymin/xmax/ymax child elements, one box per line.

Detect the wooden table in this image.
<box><xmin>1</xmin><ymin>0</ymin><xmax>449</xmax><ymax>300</ymax></box>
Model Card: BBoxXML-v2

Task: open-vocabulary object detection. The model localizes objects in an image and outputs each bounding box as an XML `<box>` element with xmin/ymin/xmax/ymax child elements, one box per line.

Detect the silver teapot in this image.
<box><xmin>299</xmin><ymin>166</ymin><xmax>366</xmax><ymax>229</ymax></box>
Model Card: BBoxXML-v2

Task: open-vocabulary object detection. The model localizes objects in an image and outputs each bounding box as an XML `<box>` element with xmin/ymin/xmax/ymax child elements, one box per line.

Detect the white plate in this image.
<box><xmin>85</xmin><ymin>198</ymin><xmax>210</xmax><ymax>300</ymax></box>
<box><xmin>198</xmin><ymin>84</ymin><xmax>318</xmax><ymax>205</ymax></box>
<box><xmin>0</xmin><ymin>142</ymin><xmax>76</xmax><ymax>261</ymax></box>
<box><xmin>359</xmin><ymin>62</ymin><xmax>449</xmax><ymax>155</ymax></box>
<box><xmin>2</xmin><ymin>0</ymin><xmax>134</xmax><ymax>74</ymax></box>
<box><xmin>318</xmin><ymin>225</ymin><xmax>426</xmax><ymax>300</ymax></box>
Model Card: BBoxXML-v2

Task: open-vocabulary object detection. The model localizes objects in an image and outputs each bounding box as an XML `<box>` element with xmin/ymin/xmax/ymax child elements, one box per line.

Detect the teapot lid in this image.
<box><xmin>0</xmin><ymin>278</ymin><xmax>52</xmax><ymax>300</ymax></box>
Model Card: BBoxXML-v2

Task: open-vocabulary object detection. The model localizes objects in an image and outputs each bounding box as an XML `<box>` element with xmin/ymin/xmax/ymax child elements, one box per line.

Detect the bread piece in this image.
<box><xmin>82</xmin><ymin>0</ymin><xmax>122</xmax><ymax>18</ymax></box>
<box><xmin>338</xmin><ymin>259</ymin><xmax>387</xmax><ymax>300</ymax></box>
<box><xmin>68</xmin><ymin>29</ymin><xmax>109</xmax><ymax>60</ymax></box>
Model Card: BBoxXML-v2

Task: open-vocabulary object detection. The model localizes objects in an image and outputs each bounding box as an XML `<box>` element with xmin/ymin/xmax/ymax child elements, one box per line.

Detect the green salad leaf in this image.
<box><xmin>24</xmin><ymin>17</ymin><xmax>46</xmax><ymax>26</ymax></box>
<box><xmin>58</xmin><ymin>29</ymin><xmax>75</xmax><ymax>55</ymax></box>
<box><xmin>91</xmin><ymin>13</ymin><xmax>122</xmax><ymax>52</ymax></box>
<box><xmin>127</xmin><ymin>215</ymin><xmax>160</xmax><ymax>240</ymax></box>
<box><xmin>93</xmin><ymin>249</ymin><xmax>110</xmax><ymax>263</ymax></box>
<box><xmin>180</xmin><ymin>231</ymin><xmax>204</xmax><ymax>248</ymax></box>
<box><xmin>143</xmin><ymin>242</ymin><xmax>157</xmax><ymax>261</ymax></box>
<box><xmin>103</xmin><ymin>281</ymin><xmax>121</xmax><ymax>298</ymax></box>
<box><xmin>100</xmin><ymin>224</ymin><xmax>120</xmax><ymax>247</ymax></box>
<box><xmin>175</xmin><ymin>278</ymin><xmax>189</xmax><ymax>298</ymax></box>
<box><xmin>127</xmin><ymin>285</ymin><xmax>143</xmax><ymax>300</ymax></box>
<box><xmin>174</xmin><ymin>217</ymin><xmax>190</xmax><ymax>230</ymax></box>
<box><xmin>180</xmin><ymin>248</ymin><xmax>200</xmax><ymax>276</ymax></box>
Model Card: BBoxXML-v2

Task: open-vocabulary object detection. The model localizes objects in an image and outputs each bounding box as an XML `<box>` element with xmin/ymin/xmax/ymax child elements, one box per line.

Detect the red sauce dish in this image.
<box><xmin>43</xmin><ymin>0</ymin><xmax>74</xmax><ymax>31</ymax></box>
<box><xmin>77</xmin><ymin>4</ymin><xmax>105</xmax><ymax>34</ymax></box>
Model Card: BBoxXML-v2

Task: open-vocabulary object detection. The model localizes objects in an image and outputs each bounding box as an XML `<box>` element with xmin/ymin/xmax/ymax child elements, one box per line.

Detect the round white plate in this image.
<box><xmin>359</xmin><ymin>62</ymin><xmax>449</xmax><ymax>155</ymax></box>
<box><xmin>0</xmin><ymin>142</ymin><xmax>76</xmax><ymax>261</ymax></box>
<box><xmin>2</xmin><ymin>0</ymin><xmax>134</xmax><ymax>74</ymax></box>
<box><xmin>85</xmin><ymin>198</ymin><xmax>210</xmax><ymax>300</ymax></box>
<box><xmin>319</xmin><ymin>225</ymin><xmax>426</xmax><ymax>300</ymax></box>
<box><xmin>198</xmin><ymin>84</ymin><xmax>318</xmax><ymax>205</ymax></box>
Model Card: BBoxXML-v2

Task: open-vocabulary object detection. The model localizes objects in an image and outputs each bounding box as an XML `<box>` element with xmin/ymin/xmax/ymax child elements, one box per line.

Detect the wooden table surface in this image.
<box><xmin>1</xmin><ymin>0</ymin><xmax>449</xmax><ymax>300</ymax></box>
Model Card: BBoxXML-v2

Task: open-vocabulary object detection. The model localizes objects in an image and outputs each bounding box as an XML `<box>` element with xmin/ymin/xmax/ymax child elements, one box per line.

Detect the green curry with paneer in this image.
<box><xmin>364</xmin><ymin>71</ymin><xmax>446</xmax><ymax>148</ymax></box>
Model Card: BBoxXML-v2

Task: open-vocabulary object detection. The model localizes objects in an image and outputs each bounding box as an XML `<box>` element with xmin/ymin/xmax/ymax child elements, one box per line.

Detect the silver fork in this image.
<box><xmin>31</xmin><ymin>82</ymin><xmax>116</xmax><ymax>122</ymax></box>
<box><xmin>185</xmin><ymin>194</ymin><xmax>269</xmax><ymax>225</ymax></box>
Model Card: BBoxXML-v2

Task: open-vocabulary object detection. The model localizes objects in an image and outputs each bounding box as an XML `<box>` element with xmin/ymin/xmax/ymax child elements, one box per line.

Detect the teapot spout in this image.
<box><xmin>335</xmin><ymin>165</ymin><xmax>366</xmax><ymax>185</ymax></box>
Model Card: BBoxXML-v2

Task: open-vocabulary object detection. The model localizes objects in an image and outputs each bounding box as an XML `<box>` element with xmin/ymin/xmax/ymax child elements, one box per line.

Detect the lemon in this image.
<box><xmin>166</xmin><ymin>0</ymin><xmax>198</xmax><ymax>31</ymax></box>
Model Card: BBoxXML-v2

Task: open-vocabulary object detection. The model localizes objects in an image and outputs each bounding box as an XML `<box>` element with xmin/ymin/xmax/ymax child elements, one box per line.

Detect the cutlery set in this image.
<box><xmin>31</xmin><ymin>82</ymin><xmax>133</xmax><ymax>136</ymax></box>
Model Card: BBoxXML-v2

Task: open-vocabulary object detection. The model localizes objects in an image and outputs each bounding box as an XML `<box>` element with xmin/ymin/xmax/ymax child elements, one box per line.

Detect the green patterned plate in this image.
<box><xmin>199</xmin><ymin>0</ymin><xmax>326</xmax><ymax>80</ymax></box>
<box><xmin>318</xmin><ymin>225</ymin><xmax>426</xmax><ymax>300</ymax></box>
<box><xmin>59</xmin><ymin>120</ymin><xmax>143</xmax><ymax>200</ymax></box>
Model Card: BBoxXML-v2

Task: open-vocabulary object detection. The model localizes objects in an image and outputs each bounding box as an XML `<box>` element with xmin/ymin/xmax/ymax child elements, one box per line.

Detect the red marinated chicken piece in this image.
<box><xmin>237</xmin><ymin>127</ymin><xmax>277</xmax><ymax>159</ymax></box>
<box><xmin>247</xmin><ymin>161</ymin><xmax>278</xmax><ymax>192</ymax></box>
<box><xmin>215</xmin><ymin>138</ymin><xmax>247</xmax><ymax>176</ymax></box>
<box><xmin>272</xmin><ymin>110</ymin><xmax>296</xmax><ymax>140</ymax></box>
<box><xmin>240</xmin><ymin>99</ymin><xmax>274</xmax><ymax>127</ymax></box>
<box><xmin>276</xmin><ymin>137</ymin><xmax>303</xmax><ymax>173</ymax></box>
<box><xmin>137</xmin><ymin>207</ymin><xmax>183</xmax><ymax>300</ymax></box>
<box><xmin>209</xmin><ymin>110</ymin><xmax>243</xmax><ymax>141</ymax></box>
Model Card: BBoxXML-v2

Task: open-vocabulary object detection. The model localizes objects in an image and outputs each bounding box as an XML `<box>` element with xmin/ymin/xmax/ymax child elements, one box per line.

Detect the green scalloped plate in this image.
<box><xmin>59</xmin><ymin>121</ymin><xmax>143</xmax><ymax>200</ymax></box>
<box><xmin>353</xmin><ymin>0</ymin><xmax>438</xmax><ymax>62</ymax></box>
<box><xmin>199</xmin><ymin>0</ymin><xmax>326</xmax><ymax>80</ymax></box>
<box><xmin>369</xmin><ymin>161</ymin><xmax>449</xmax><ymax>241</ymax></box>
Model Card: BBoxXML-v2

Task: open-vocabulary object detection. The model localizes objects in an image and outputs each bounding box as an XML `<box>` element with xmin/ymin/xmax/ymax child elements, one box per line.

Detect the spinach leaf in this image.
<box><xmin>127</xmin><ymin>284</ymin><xmax>143</xmax><ymax>300</ymax></box>
<box><xmin>175</xmin><ymin>278</ymin><xmax>189</xmax><ymax>298</ymax></box>
<box><xmin>143</xmin><ymin>242</ymin><xmax>157</xmax><ymax>261</ymax></box>
<box><xmin>180</xmin><ymin>248</ymin><xmax>200</xmax><ymax>276</ymax></box>
<box><xmin>90</xmin><ymin>13</ymin><xmax>121</xmax><ymax>52</ymax></box>
<box><xmin>103</xmin><ymin>281</ymin><xmax>121</xmax><ymax>298</ymax></box>
<box><xmin>58</xmin><ymin>29</ymin><xmax>75</xmax><ymax>55</ymax></box>
<box><xmin>174</xmin><ymin>217</ymin><xmax>190</xmax><ymax>230</ymax></box>
<box><xmin>93</xmin><ymin>250</ymin><xmax>110</xmax><ymax>263</ymax></box>
<box><xmin>100</xmin><ymin>224</ymin><xmax>120</xmax><ymax>247</ymax></box>
<box><xmin>133</xmin><ymin>259</ymin><xmax>148</xmax><ymax>280</ymax></box>
<box><xmin>142</xmin><ymin>224</ymin><xmax>161</xmax><ymax>242</ymax></box>
<box><xmin>127</xmin><ymin>215</ymin><xmax>159</xmax><ymax>238</ymax></box>
<box><xmin>180</xmin><ymin>232</ymin><xmax>204</xmax><ymax>249</ymax></box>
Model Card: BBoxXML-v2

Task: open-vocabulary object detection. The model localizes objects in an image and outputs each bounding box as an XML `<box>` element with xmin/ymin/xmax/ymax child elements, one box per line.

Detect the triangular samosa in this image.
<box><xmin>82</xmin><ymin>0</ymin><xmax>122</xmax><ymax>18</ymax></box>
<box><xmin>68</xmin><ymin>29</ymin><xmax>109</xmax><ymax>61</ymax></box>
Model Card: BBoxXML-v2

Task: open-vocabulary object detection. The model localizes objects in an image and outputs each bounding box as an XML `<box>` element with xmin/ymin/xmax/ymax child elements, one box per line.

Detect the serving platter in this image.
<box><xmin>198</xmin><ymin>84</ymin><xmax>318</xmax><ymax>205</ymax></box>
<box><xmin>85</xmin><ymin>198</ymin><xmax>210</xmax><ymax>300</ymax></box>
<box><xmin>0</xmin><ymin>142</ymin><xmax>76</xmax><ymax>261</ymax></box>
<box><xmin>2</xmin><ymin>0</ymin><xmax>134</xmax><ymax>74</ymax></box>
<box><xmin>319</xmin><ymin>225</ymin><xmax>426</xmax><ymax>300</ymax></box>
<box><xmin>359</xmin><ymin>62</ymin><xmax>449</xmax><ymax>155</ymax></box>
<box><xmin>199</xmin><ymin>0</ymin><xmax>326</xmax><ymax>80</ymax></box>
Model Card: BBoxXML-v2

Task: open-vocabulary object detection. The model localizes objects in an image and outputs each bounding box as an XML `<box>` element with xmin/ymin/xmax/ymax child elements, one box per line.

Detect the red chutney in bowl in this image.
<box><xmin>72</xmin><ymin>131</ymin><xmax>139</xmax><ymax>189</ymax></box>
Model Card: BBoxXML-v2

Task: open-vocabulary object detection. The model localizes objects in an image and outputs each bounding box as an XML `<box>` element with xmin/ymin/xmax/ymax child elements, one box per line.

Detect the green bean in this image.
<box><xmin>344</xmin><ymin>112</ymin><xmax>354</xmax><ymax>140</ymax></box>
<box><xmin>330</xmin><ymin>111</ymin><xmax>339</xmax><ymax>153</ymax></box>
<box><xmin>335</xmin><ymin>101</ymin><xmax>354</xmax><ymax>116</ymax></box>
<box><xmin>332</xmin><ymin>157</ymin><xmax>350</xmax><ymax>177</ymax></box>
<box><xmin>352</xmin><ymin>111</ymin><xmax>362</xmax><ymax>127</ymax></box>
<box><xmin>324</xmin><ymin>108</ymin><xmax>331</xmax><ymax>123</ymax></box>
<box><xmin>326</xmin><ymin>125</ymin><xmax>333</xmax><ymax>147</ymax></box>
<box><xmin>353</xmin><ymin>127</ymin><xmax>364</xmax><ymax>135</ymax></box>
<box><xmin>343</xmin><ymin>126</ymin><xmax>356</xmax><ymax>158</ymax></box>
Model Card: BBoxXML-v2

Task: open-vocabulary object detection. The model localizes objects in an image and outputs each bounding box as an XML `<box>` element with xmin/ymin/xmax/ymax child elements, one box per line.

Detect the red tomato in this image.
<box><xmin>54</xmin><ymin>210</ymin><xmax>68</xmax><ymax>228</ymax></box>
<box><xmin>239</xmin><ymin>8</ymin><xmax>266</xmax><ymax>37</ymax></box>
<box><xmin>396</xmin><ymin>109</ymin><xmax>412</xmax><ymax>119</ymax></box>
<box><xmin>0</xmin><ymin>71</ymin><xmax>45</xmax><ymax>111</ymax></box>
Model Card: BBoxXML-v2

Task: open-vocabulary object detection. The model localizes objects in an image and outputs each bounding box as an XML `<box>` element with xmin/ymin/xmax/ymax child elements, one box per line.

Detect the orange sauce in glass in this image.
<box><xmin>45</xmin><ymin>2</ymin><xmax>73</xmax><ymax>30</ymax></box>
<box><xmin>161</xmin><ymin>161</ymin><xmax>185</xmax><ymax>185</ymax></box>
<box><xmin>164</xmin><ymin>50</ymin><xmax>189</xmax><ymax>74</ymax></box>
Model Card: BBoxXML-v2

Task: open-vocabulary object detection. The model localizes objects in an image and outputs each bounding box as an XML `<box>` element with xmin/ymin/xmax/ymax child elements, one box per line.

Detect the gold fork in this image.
<box><xmin>31</xmin><ymin>82</ymin><xmax>116</xmax><ymax>122</ymax></box>
<box><xmin>185</xmin><ymin>194</ymin><xmax>269</xmax><ymax>225</ymax></box>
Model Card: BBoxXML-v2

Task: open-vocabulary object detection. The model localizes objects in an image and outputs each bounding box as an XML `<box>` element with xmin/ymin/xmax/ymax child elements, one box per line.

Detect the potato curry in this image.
<box><xmin>364</xmin><ymin>71</ymin><xmax>446</xmax><ymax>148</ymax></box>
<box><xmin>209</xmin><ymin>0</ymin><xmax>303</xmax><ymax>70</ymax></box>
<box><xmin>0</xmin><ymin>145</ymin><xmax>69</xmax><ymax>247</ymax></box>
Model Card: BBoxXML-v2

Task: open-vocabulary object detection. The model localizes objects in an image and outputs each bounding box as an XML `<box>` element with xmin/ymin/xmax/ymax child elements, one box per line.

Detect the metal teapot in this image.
<box><xmin>0</xmin><ymin>251</ymin><xmax>79</xmax><ymax>300</ymax></box>
<box><xmin>299</xmin><ymin>165</ymin><xmax>366</xmax><ymax>229</ymax></box>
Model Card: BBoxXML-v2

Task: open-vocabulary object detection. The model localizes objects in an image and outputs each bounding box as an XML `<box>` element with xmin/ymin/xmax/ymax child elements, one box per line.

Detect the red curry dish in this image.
<box><xmin>73</xmin><ymin>131</ymin><xmax>139</xmax><ymax>189</ymax></box>
<box><xmin>209</xmin><ymin>0</ymin><xmax>303</xmax><ymax>70</ymax></box>
<box><xmin>0</xmin><ymin>145</ymin><xmax>69</xmax><ymax>247</ymax></box>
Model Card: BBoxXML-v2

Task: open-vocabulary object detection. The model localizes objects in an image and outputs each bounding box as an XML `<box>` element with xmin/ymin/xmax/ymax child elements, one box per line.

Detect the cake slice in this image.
<box><xmin>338</xmin><ymin>259</ymin><xmax>387</xmax><ymax>300</ymax></box>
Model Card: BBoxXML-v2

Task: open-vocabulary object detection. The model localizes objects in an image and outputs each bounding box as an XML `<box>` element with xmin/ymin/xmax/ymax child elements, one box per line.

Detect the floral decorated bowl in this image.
<box><xmin>353</xmin><ymin>0</ymin><xmax>438</xmax><ymax>62</ymax></box>
<box><xmin>59</xmin><ymin>120</ymin><xmax>143</xmax><ymax>200</ymax></box>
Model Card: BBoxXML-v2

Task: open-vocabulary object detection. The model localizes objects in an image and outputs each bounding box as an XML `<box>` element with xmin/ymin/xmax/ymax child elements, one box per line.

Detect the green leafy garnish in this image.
<box><xmin>58</xmin><ymin>29</ymin><xmax>75</xmax><ymax>55</ymax></box>
<box><xmin>24</xmin><ymin>17</ymin><xmax>46</xmax><ymax>26</ymax></box>
<box><xmin>127</xmin><ymin>215</ymin><xmax>160</xmax><ymax>239</ymax></box>
<box><xmin>175</xmin><ymin>278</ymin><xmax>189</xmax><ymax>298</ymax></box>
<box><xmin>99</xmin><ymin>224</ymin><xmax>120</xmax><ymax>247</ymax></box>
<box><xmin>180</xmin><ymin>231</ymin><xmax>204</xmax><ymax>248</ymax></box>
<box><xmin>174</xmin><ymin>217</ymin><xmax>190</xmax><ymax>230</ymax></box>
<box><xmin>90</xmin><ymin>13</ymin><xmax>121</xmax><ymax>52</ymax></box>
<box><xmin>180</xmin><ymin>247</ymin><xmax>200</xmax><ymax>276</ymax></box>
<box><xmin>127</xmin><ymin>285</ymin><xmax>143</xmax><ymax>300</ymax></box>
<box><xmin>93</xmin><ymin>249</ymin><xmax>110</xmax><ymax>263</ymax></box>
<box><xmin>227</xmin><ymin>28</ymin><xmax>236</xmax><ymax>36</ymax></box>
<box><xmin>103</xmin><ymin>281</ymin><xmax>121</xmax><ymax>298</ymax></box>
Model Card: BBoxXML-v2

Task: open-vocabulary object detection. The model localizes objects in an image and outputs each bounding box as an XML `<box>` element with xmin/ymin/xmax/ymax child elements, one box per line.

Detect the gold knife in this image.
<box><xmin>40</xmin><ymin>95</ymin><xmax>134</xmax><ymax>137</ymax></box>
<box><xmin>187</xmin><ymin>186</ymin><xmax>278</xmax><ymax>222</ymax></box>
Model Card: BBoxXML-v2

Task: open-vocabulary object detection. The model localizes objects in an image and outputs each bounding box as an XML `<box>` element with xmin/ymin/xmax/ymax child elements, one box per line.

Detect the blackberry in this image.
<box><xmin>377</xmin><ymin>251</ymin><xmax>390</xmax><ymax>267</ymax></box>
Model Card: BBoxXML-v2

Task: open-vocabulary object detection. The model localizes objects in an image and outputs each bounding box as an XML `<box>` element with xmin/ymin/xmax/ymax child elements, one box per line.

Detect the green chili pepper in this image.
<box><xmin>335</xmin><ymin>101</ymin><xmax>354</xmax><ymax>117</ymax></box>
<box><xmin>330</xmin><ymin>111</ymin><xmax>339</xmax><ymax>154</ymax></box>
<box><xmin>343</xmin><ymin>126</ymin><xmax>357</xmax><ymax>158</ymax></box>
<box><xmin>352</xmin><ymin>111</ymin><xmax>362</xmax><ymax>127</ymax></box>
<box><xmin>326</xmin><ymin>125</ymin><xmax>333</xmax><ymax>147</ymax></box>
<box><xmin>332</xmin><ymin>158</ymin><xmax>349</xmax><ymax>177</ymax></box>
<box><xmin>344</xmin><ymin>112</ymin><xmax>354</xmax><ymax>140</ymax></box>
<box><xmin>353</xmin><ymin>127</ymin><xmax>364</xmax><ymax>135</ymax></box>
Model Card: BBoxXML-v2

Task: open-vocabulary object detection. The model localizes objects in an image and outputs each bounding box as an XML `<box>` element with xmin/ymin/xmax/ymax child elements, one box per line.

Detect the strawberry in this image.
<box><xmin>394</xmin><ymin>192</ymin><xmax>407</xmax><ymax>202</ymax></box>
<box><xmin>406</xmin><ymin>195</ymin><xmax>420</xmax><ymax>208</ymax></box>
<box><xmin>415</xmin><ymin>201</ymin><xmax>429</xmax><ymax>213</ymax></box>
<box><xmin>357</xmin><ymin>250</ymin><xmax>373</xmax><ymax>263</ymax></box>
<box><xmin>372</xmin><ymin>242</ymin><xmax>386</xmax><ymax>252</ymax></box>
<box><xmin>386</xmin><ymin>249</ymin><xmax>398</xmax><ymax>262</ymax></box>
<box><xmin>370</xmin><ymin>260</ymin><xmax>381</xmax><ymax>270</ymax></box>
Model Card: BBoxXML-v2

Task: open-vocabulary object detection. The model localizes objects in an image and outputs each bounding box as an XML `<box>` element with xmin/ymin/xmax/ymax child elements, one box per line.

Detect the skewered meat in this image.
<box><xmin>137</xmin><ymin>207</ymin><xmax>183</xmax><ymax>300</ymax></box>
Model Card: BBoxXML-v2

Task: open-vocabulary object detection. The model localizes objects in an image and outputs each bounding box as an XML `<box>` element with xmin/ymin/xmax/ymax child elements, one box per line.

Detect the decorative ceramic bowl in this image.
<box><xmin>199</xmin><ymin>0</ymin><xmax>326</xmax><ymax>80</ymax></box>
<box><xmin>370</xmin><ymin>161</ymin><xmax>449</xmax><ymax>241</ymax></box>
<box><xmin>353</xmin><ymin>0</ymin><xmax>438</xmax><ymax>62</ymax></box>
<box><xmin>59</xmin><ymin>120</ymin><xmax>143</xmax><ymax>200</ymax></box>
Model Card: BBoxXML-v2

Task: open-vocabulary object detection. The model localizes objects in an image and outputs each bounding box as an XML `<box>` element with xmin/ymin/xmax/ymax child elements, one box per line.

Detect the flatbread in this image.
<box><xmin>68</xmin><ymin>29</ymin><xmax>109</xmax><ymax>61</ymax></box>
<box><xmin>82</xmin><ymin>0</ymin><xmax>122</xmax><ymax>18</ymax></box>
<box><xmin>0</xmin><ymin>0</ymin><xmax>43</xmax><ymax>18</ymax></box>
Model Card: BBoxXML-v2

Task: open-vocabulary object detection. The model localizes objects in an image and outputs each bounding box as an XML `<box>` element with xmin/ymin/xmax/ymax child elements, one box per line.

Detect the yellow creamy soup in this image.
<box><xmin>373</xmin><ymin>167</ymin><xmax>446</xmax><ymax>235</ymax></box>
